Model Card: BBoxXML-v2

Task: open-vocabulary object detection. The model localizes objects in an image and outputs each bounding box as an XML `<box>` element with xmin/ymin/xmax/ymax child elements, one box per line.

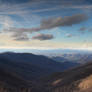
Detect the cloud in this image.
<box><xmin>79</xmin><ymin>27</ymin><xmax>87</xmax><ymax>31</ymax></box>
<box><xmin>66</xmin><ymin>34</ymin><xmax>73</xmax><ymax>37</ymax></box>
<box><xmin>3</xmin><ymin>27</ymin><xmax>40</xmax><ymax>41</ymax></box>
<box><xmin>0</xmin><ymin>0</ymin><xmax>42</xmax><ymax>29</ymax></box>
<box><xmin>88</xmin><ymin>28</ymin><xmax>92</xmax><ymax>32</ymax></box>
<box><xmin>28</xmin><ymin>0</ymin><xmax>92</xmax><ymax>12</ymax></box>
<box><xmin>32</xmin><ymin>33</ymin><xmax>54</xmax><ymax>40</ymax></box>
<box><xmin>79</xmin><ymin>27</ymin><xmax>92</xmax><ymax>33</ymax></box>
<box><xmin>40</xmin><ymin>14</ymin><xmax>88</xmax><ymax>30</ymax></box>
<box><xmin>0</xmin><ymin>16</ymin><xmax>14</xmax><ymax>29</ymax></box>
<box><xmin>12</xmin><ymin>33</ymin><xmax>29</xmax><ymax>41</ymax></box>
<box><xmin>4</xmin><ymin>27</ymin><xmax>41</xmax><ymax>34</ymax></box>
<box><xmin>14</xmin><ymin>36</ymin><xmax>29</xmax><ymax>41</ymax></box>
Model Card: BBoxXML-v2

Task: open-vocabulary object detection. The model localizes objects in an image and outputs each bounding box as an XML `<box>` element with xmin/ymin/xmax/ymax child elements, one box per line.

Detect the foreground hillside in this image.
<box><xmin>0</xmin><ymin>67</ymin><xmax>32</xmax><ymax>92</ymax></box>
<box><xmin>0</xmin><ymin>61</ymin><xmax>92</xmax><ymax>92</ymax></box>
<box><xmin>39</xmin><ymin>62</ymin><xmax>92</xmax><ymax>92</ymax></box>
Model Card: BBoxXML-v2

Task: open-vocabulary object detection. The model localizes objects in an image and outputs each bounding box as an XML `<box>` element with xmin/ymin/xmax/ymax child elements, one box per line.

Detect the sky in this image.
<box><xmin>0</xmin><ymin>0</ymin><xmax>92</xmax><ymax>50</ymax></box>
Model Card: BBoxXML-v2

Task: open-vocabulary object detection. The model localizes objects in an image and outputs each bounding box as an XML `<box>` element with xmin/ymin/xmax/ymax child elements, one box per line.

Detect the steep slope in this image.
<box><xmin>40</xmin><ymin>62</ymin><xmax>92</xmax><ymax>92</ymax></box>
<box><xmin>0</xmin><ymin>67</ymin><xmax>32</xmax><ymax>92</ymax></box>
<box><xmin>0</xmin><ymin>52</ymin><xmax>79</xmax><ymax>81</ymax></box>
<box><xmin>0</xmin><ymin>67</ymin><xmax>29</xmax><ymax>87</ymax></box>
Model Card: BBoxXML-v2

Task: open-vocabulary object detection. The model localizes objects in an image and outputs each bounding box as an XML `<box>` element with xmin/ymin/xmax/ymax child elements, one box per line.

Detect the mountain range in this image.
<box><xmin>0</xmin><ymin>52</ymin><xmax>91</xmax><ymax>92</ymax></box>
<box><xmin>0</xmin><ymin>52</ymin><xmax>79</xmax><ymax>81</ymax></box>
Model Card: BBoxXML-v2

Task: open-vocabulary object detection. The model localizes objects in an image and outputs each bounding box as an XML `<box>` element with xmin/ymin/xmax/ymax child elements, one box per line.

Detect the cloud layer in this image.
<box><xmin>0</xmin><ymin>0</ymin><xmax>91</xmax><ymax>49</ymax></box>
<box><xmin>3</xmin><ymin>13</ymin><xmax>88</xmax><ymax>41</ymax></box>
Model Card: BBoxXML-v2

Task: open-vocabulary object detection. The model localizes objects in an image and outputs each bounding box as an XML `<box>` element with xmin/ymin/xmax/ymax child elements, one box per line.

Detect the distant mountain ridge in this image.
<box><xmin>51</xmin><ymin>53</ymin><xmax>92</xmax><ymax>64</ymax></box>
<box><xmin>0</xmin><ymin>52</ymin><xmax>79</xmax><ymax>81</ymax></box>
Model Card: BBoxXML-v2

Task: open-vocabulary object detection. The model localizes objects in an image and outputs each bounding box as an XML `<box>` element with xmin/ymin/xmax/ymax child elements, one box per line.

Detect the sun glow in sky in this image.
<box><xmin>0</xmin><ymin>0</ymin><xmax>92</xmax><ymax>50</ymax></box>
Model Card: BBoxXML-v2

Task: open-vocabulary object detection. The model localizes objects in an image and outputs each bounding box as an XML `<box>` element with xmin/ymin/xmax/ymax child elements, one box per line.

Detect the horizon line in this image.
<box><xmin>0</xmin><ymin>47</ymin><xmax>92</xmax><ymax>51</ymax></box>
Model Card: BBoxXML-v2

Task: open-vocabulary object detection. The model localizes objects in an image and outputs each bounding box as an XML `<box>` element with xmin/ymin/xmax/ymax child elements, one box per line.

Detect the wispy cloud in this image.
<box><xmin>0</xmin><ymin>16</ymin><xmax>14</xmax><ymax>29</ymax></box>
<box><xmin>66</xmin><ymin>34</ymin><xmax>73</xmax><ymax>38</ymax></box>
<box><xmin>79</xmin><ymin>27</ymin><xmax>92</xmax><ymax>33</ymax></box>
<box><xmin>3</xmin><ymin>13</ymin><xmax>88</xmax><ymax>41</ymax></box>
<box><xmin>12</xmin><ymin>32</ymin><xmax>29</xmax><ymax>41</ymax></box>
<box><xmin>40</xmin><ymin>14</ymin><xmax>88</xmax><ymax>29</ymax></box>
<box><xmin>0</xmin><ymin>0</ymin><xmax>91</xmax><ymax>49</ymax></box>
<box><xmin>0</xmin><ymin>0</ymin><xmax>90</xmax><ymax>31</ymax></box>
<box><xmin>79</xmin><ymin>27</ymin><xmax>87</xmax><ymax>31</ymax></box>
<box><xmin>32</xmin><ymin>33</ymin><xmax>54</xmax><ymax>40</ymax></box>
<box><xmin>88</xmin><ymin>28</ymin><xmax>92</xmax><ymax>32</ymax></box>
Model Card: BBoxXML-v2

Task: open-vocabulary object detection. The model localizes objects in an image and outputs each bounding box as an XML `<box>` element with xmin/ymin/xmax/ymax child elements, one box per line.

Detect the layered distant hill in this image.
<box><xmin>51</xmin><ymin>53</ymin><xmax>92</xmax><ymax>64</ymax></box>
